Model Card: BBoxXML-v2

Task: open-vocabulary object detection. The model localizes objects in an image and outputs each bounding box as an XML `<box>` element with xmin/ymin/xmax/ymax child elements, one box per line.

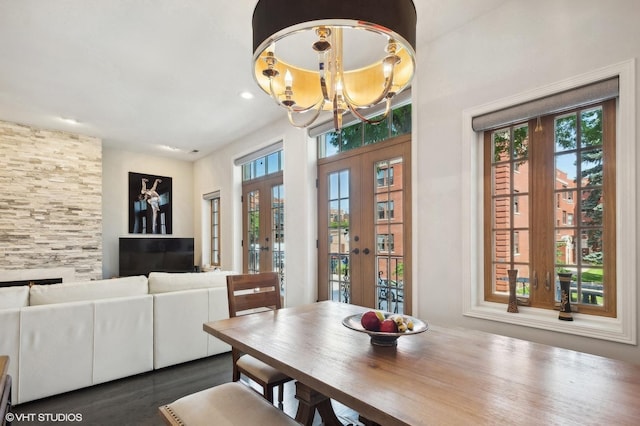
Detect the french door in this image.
<box><xmin>242</xmin><ymin>173</ymin><xmax>285</xmax><ymax>282</ymax></box>
<box><xmin>318</xmin><ymin>135</ymin><xmax>411</xmax><ymax>314</ymax></box>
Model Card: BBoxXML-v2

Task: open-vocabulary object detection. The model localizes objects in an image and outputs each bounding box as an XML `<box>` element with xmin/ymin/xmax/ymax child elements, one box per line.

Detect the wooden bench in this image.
<box><xmin>159</xmin><ymin>382</ymin><xmax>301</xmax><ymax>426</ymax></box>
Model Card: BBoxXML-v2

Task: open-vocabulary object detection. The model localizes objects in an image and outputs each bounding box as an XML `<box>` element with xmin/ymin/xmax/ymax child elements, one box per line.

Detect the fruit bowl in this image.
<box><xmin>342</xmin><ymin>312</ymin><xmax>428</xmax><ymax>346</ymax></box>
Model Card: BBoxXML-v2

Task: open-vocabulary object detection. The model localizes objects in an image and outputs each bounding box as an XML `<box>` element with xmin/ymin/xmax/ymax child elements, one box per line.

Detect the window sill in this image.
<box><xmin>464</xmin><ymin>301</ymin><xmax>633</xmax><ymax>344</ymax></box>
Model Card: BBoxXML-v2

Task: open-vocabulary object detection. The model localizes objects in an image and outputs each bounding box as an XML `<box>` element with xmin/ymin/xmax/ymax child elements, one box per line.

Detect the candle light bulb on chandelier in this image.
<box><xmin>383</xmin><ymin>62</ymin><xmax>393</xmax><ymax>78</ymax></box>
<box><xmin>284</xmin><ymin>70</ymin><xmax>293</xmax><ymax>87</ymax></box>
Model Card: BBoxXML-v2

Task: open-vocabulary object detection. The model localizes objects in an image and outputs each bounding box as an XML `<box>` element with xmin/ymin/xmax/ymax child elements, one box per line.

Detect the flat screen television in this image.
<box><xmin>119</xmin><ymin>237</ymin><xmax>194</xmax><ymax>277</ymax></box>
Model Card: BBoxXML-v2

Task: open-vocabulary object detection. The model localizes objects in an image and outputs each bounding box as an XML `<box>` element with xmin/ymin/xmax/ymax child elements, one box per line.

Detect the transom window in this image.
<box><xmin>318</xmin><ymin>104</ymin><xmax>411</xmax><ymax>159</ymax></box>
<box><xmin>242</xmin><ymin>150</ymin><xmax>283</xmax><ymax>181</ymax></box>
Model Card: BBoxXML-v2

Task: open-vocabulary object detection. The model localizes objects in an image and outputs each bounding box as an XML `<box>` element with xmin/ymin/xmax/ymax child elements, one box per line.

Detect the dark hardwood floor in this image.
<box><xmin>11</xmin><ymin>353</ymin><xmax>361</xmax><ymax>425</ymax></box>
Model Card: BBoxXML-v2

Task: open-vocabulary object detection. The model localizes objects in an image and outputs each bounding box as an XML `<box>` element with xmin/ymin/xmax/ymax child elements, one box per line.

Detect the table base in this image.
<box><xmin>294</xmin><ymin>382</ymin><xmax>343</xmax><ymax>426</ymax></box>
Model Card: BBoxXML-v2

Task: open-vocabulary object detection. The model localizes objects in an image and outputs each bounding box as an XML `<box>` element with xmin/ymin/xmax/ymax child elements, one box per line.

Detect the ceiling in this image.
<box><xmin>0</xmin><ymin>0</ymin><xmax>506</xmax><ymax>161</ymax></box>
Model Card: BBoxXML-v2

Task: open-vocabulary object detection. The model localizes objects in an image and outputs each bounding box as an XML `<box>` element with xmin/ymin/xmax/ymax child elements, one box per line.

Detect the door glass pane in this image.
<box><xmin>513</xmin><ymin>125</ymin><xmax>529</xmax><ymax>160</ymax></box>
<box><xmin>247</xmin><ymin>190</ymin><xmax>260</xmax><ymax>274</ymax></box>
<box><xmin>489</xmin><ymin>125</ymin><xmax>531</xmax><ymax>299</ymax></box>
<box><xmin>554</xmin><ymin>107</ymin><xmax>605</xmax><ymax>307</ymax></box>
<box><xmin>512</xmin><ymin>264</ymin><xmax>530</xmax><ymax>298</ymax></box>
<box><xmin>579</xmin><ymin>267</ymin><xmax>603</xmax><ymax>306</ymax></box>
<box><xmin>555</xmin><ymin>113</ymin><xmax>577</xmax><ymax>152</ymax></box>
<box><xmin>513</xmin><ymin>194</ymin><xmax>528</xmax><ymax>228</ymax></box>
<box><xmin>580</xmin><ymin>107</ymin><xmax>603</xmax><ymax>148</ymax></box>
<box><xmin>581</xmin><ymin>229</ymin><xmax>603</xmax><ymax>264</ymax></box>
<box><xmin>492</xmin><ymin>128</ymin><xmax>511</xmax><ymax>162</ymax></box>
<box><xmin>493</xmin><ymin>230</ymin><xmax>511</xmax><ymax>264</ymax></box>
<box><xmin>493</xmin><ymin>263</ymin><xmax>509</xmax><ymax>295</ymax></box>
<box><xmin>492</xmin><ymin>163</ymin><xmax>511</xmax><ymax>196</ymax></box>
<box><xmin>493</xmin><ymin>197</ymin><xmax>511</xmax><ymax>229</ymax></box>
<box><xmin>555</xmin><ymin>152</ymin><xmax>577</xmax><ymax>184</ymax></box>
<box><xmin>555</xmin><ymin>229</ymin><xmax>577</xmax><ymax>267</ymax></box>
<box><xmin>375</xmin><ymin>158</ymin><xmax>405</xmax><ymax>314</ymax></box>
<box><xmin>581</xmin><ymin>148</ymin><xmax>603</xmax><ymax>187</ymax></box>
<box><xmin>513</xmin><ymin>229</ymin><xmax>530</xmax><ymax>263</ymax></box>
<box><xmin>327</xmin><ymin>170</ymin><xmax>350</xmax><ymax>303</ymax></box>
<box><xmin>271</xmin><ymin>184</ymin><xmax>285</xmax><ymax>294</ymax></box>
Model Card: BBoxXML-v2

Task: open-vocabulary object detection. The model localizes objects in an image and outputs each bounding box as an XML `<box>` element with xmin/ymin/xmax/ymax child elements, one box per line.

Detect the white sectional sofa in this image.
<box><xmin>0</xmin><ymin>270</ymin><xmax>236</xmax><ymax>404</ymax></box>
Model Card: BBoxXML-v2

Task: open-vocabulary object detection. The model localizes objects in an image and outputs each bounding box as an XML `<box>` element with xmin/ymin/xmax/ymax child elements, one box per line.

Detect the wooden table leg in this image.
<box><xmin>294</xmin><ymin>382</ymin><xmax>343</xmax><ymax>426</ymax></box>
<box><xmin>359</xmin><ymin>415</ymin><xmax>382</xmax><ymax>426</ymax></box>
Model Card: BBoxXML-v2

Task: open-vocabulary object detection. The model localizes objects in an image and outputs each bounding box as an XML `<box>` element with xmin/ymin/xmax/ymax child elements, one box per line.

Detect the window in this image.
<box><xmin>318</xmin><ymin>103</ymin><xmax>412</xmax><ymax>158</ymax></box>
<box><xmin>485</xmin><ymin>123</ymin><xmax>530</xmax><ymax>299</ymax></box>
<box><xmin>210</xmin><ymin>196</ymin><xmax>221</xmax><ymax>267</ymax></box>
<box><xmin>463</xmin><ymin>62</ymin><xmax>636</xmax><ymax>344</ymax></box>
<box><xmin>377</xmin><ymin>234</ymin><xmax>395</xmax><ymax>252</ymax></box>
<box><xmin>242</xmin><ymin>150</ymin><xmax>283</xmax><ymax>181</ymax></box>
<box><xmin>485</xmin><ymin>101</ymin><xmax>615</xmax><ymax>317</ymax></box>
<box><xmin>377</xmin><ymin>166</ymin><xmax>395</xmax><ymax>187</ymax></box>
<box><xmin>377</xmin><ymin>201</ymin><xmax>395</xmax><ymax>220</ymax></box>
<box><xmin>241</xmin><ymin>149</ymin><xmax>285</xmax><ymax>285</ymax></box>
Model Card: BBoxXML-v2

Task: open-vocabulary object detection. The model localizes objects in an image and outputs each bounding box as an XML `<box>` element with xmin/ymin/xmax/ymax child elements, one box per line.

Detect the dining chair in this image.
<box><xmin>226</xmin><ymin>272</ymin><xmax>293</xmax><ymax>408</ymax></box>
<box><xmin>158</xmin><ymin>382</ymin><xmax>300</xmax><ymax>425</ymax></box>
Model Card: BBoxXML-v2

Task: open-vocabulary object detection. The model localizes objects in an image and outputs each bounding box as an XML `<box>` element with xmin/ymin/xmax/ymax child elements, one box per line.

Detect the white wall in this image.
<box><xmin>193</xmin><ymin>0</ymin><xmax>640</xmax><ymax>364</ymax></box>
<box><xmin>415</xmin><ymin>0</ymin><xmax>640</xmax><ymax>363</ymax></box>
<box><xmin>193</xmin><ymin>119</ymin><xmax>317</xmax><ymax>307</ymax></box>
<box><xmin>102</xmin><ymin>148</ymin><xmax>194</xmax><ymax>278</ymax></box>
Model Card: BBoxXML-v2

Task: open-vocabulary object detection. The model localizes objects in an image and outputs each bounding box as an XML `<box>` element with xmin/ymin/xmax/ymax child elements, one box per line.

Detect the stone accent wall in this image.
<box><xmin>0</xmin><ymin>120</ymin><xmax>102</xmax><ymax>280</ymax></box>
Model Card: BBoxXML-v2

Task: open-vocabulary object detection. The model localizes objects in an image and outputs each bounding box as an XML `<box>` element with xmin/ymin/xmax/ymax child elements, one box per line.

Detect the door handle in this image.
<box><xmin>351</xmin><ymin>248</ymin><xmax>360</xmax><ymax>255</ymax></box>
<box><xmin>363</xmin><ymin>248</ymin><xmax>370</xmax><ymax>255</ymax></box>
<box><xmin>545</xmin><ymin>271</ymin><xmax>551</xmax><ymax>291</ymax></box>
<box><xmin>533</xmin><ymin>271</ymin><xmax>538</xmax><ymax>289</ymax></box>
<box><xmin>260</xmin><ymin>246</ymin><xmax>269</xmax><ymax>251</ymax></box>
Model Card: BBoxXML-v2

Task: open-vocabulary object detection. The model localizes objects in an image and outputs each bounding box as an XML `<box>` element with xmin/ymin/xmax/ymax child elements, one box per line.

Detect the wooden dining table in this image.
<box><xmin>203</xmin><ymin>301</ymin><xmax>640</xmax><ymax>425</ymax></box>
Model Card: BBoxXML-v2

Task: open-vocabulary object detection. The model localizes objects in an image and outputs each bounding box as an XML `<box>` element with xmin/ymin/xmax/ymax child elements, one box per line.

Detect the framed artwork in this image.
<box><xmin>128</xmin><ymin>172</ymin><xmax>173</xmax><ymax>234</ymax></box>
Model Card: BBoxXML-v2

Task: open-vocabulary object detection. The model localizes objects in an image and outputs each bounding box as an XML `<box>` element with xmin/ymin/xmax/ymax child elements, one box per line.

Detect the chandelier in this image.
<box><xmin>252</xmin><ymin>0</ymin><xmax>416</xmax><ymax>131</ymax></box>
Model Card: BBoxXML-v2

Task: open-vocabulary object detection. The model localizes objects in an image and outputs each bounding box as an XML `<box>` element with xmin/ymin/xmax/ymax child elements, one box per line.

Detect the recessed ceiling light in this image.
<box><xmin>159</xmin><ymin>145</ymin><xmax>183</xmax><ymax>152</ymax></box>
<box><xmin>60</xmin><ymin>117</ymin><xmax>81</xmax><ymax>125</ymax></box>
<box><xmin>240</xmin><ymin>91</ymin><xmax>254</xmax><ymax>100</ymax></box>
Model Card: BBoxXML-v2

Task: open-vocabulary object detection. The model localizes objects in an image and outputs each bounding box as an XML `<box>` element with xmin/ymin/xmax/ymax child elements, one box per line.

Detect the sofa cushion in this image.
<box><xmin>0</xmin><ymin>286</ymin><xmax>29</xmax><ymax>309</ymax></box>
<box><xmin>19</xmin><ymin>301</ymin><xmax>94</xmax><ymax>403</ymax></box>
<box><xmin>153</xmin><ymin>289</ymin><xmax>210</xmax><ymax>369</ymax></box>
<box><xmin>93</xmin><ymin>295</ymin><xmax>154</xmax><ymax>384</ymax></box>
<box><xmin>148</xmin><ymin>270</ymin><xmax>236</xmax><ymax>294</ymax></box>
<box><xmin>29</xmin><ymin>275</ymin><xmax>148</xmax><ymax>306</ymax></box>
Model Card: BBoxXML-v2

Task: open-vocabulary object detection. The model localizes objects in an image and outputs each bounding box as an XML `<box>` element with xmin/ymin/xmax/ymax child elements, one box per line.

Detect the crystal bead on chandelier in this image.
<box><xmin>252</xmin><ymin>0</ymin><xmax>416</xmax><ymax>131</ymax></box>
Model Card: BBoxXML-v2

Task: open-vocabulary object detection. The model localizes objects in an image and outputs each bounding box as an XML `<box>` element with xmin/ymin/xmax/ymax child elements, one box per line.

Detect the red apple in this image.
<box><xmin>361</xmin><ymin>311</ymin><xmax>381</xmax><ymax>331</ymax></box>
<box><xmin>379</xmin><ymin>319</ymin><xmax>398</xmax><ymax>333</ymax></box>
